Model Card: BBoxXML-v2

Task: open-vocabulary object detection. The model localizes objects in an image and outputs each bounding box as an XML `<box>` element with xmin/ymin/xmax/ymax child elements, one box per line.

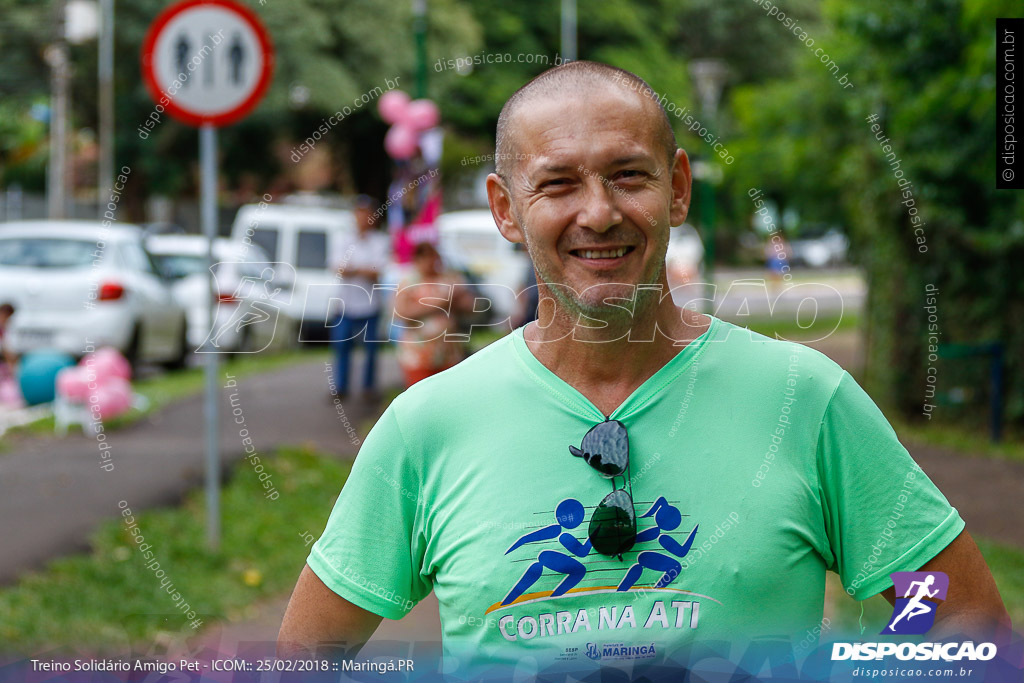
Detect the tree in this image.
<box><xmin>728</xmin><ymin>0</ymin><xmax>1024</xmax><ymax>426</ymax></box>
<box><xmin>0</xmin><ymin>0</ymin><xmax>482</xmax><ymax>212</ymax></box>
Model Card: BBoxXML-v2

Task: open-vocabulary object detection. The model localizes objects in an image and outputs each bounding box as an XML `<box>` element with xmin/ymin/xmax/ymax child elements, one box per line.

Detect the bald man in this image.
<box><xmin>279</xmin><ymin>62</ymin><xmax>1009</xmax><ymax>677</ymax></box>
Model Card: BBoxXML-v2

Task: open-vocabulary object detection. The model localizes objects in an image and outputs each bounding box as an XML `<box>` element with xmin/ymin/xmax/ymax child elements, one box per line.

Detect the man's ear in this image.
<box><xmin>486</xmin><ymin>173</ymin><xmax>525</xmax><ymax>245</ymax></box>
<box><xmin>669</xmin><ymin>148</ymin><xmax>692</xmax><ymax>227</ymax></box>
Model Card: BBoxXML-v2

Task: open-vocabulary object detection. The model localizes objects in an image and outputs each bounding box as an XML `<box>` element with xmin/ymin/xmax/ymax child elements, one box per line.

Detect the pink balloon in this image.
<box><xmin>86</xmin><ymin>347</ymin><xmax>132</xmax><ymax>381</ymax></box>
<box><xmin>401</xmin><ymin>99</ymin><xmax>440</xmax><ymax>131</ymax></box>
<box><xmin>56</xmin><ymin>366</ymin><xmax>91</xmax><ymax>402</ymax></box>
<box><xmin>378</xmin><ymin>90</ymin><xmax>411</xmax><ymax>125</ymax></box>
<box><xmin>384</xmin><ymin>124</ymin><xmax>419</xmax><ymax>160</ymax></box>
<box><xmin>93</xmin><ymin>377</ymin><xmax>133</xmax><ymax>420</ymax></box>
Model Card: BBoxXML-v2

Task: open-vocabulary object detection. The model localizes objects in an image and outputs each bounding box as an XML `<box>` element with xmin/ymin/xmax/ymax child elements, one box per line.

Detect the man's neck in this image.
<box><xmin>523</xmin><ymin>286</ymin><xmax>710</xmax><ymax>417</ymax></box>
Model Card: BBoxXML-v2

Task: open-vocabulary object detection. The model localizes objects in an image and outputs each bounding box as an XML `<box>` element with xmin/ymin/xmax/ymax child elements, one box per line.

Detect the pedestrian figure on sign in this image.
<box><xmin>175</xmin><ymin>34</ymin><xmax>191</xmax><ymax>85</ymax></box>
<box><xmin>204</xmin><ymin>31</ymin><xmax>216</xmax><ymax>85</ymax></box>
<box><xmin>229</xmin><ymin>34</ymin><xmax>245</xmax><ymax>85</ymax></box>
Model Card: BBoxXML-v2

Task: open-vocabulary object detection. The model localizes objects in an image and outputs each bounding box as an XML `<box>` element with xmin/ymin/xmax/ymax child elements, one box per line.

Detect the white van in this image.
<box><xmin>436</xmin><ymin>209</ymin><xmax>530</xmax><ymax>321</ymax></box>
<box><xmin>230</xmin><ymin>200</ymin><xmax>355</xmax><ymax>338</ymax></box>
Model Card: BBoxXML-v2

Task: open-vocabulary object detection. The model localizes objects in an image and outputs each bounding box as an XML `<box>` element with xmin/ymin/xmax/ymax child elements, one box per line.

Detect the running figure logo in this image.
<box><xmin>499</xmin><ymin>497</ymin><xmax>697</xmax><ymax>607</ymax></box>
<box><xmin>881</xmin><ymin>571</ymin><xmax>949</xmax><ymax>635</ymax></box>
<box><xmin>500</xmin><ymin>499</ymin><xmax>592</xmax><ymax>606</ymax></box>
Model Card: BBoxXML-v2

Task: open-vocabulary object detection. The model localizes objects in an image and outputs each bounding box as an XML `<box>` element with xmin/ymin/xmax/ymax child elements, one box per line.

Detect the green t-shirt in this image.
<box><xmin>308</xmin><ymin>316</ymin><xmax>963</xmax><ymax>673</ymax></box>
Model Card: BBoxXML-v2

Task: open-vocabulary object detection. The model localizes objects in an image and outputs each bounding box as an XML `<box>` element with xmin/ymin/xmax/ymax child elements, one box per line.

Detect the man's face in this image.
<box><xmin>413</xmin><ymin>247</ymin><xmax>439</xmax><ymax>275</ymax></box>
<box><xmin>489</xmin><ymin>86</ymin><xmax>690</xmax><ymax>317</ymax></box>
<box><xmin>356</xmin><ymin>207</ymin><xmax>374</xmax><ymax>232</ymax></box>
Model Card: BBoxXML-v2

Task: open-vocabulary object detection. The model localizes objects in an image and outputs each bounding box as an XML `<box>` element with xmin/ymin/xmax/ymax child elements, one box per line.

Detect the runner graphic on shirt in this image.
<box><xmin>617</xmin><ymin>497</ymin><xmax>698</xmax><ymax>591</ymax></box>
<box><xmin>500</xmin><ymin>499</ymin><xmax>592</xmax><ymax>606</ymax></box>
<box><xmin>887</xmin><ymin>574</ymin><xmax>940</xmax><ymax>631</ymax></box>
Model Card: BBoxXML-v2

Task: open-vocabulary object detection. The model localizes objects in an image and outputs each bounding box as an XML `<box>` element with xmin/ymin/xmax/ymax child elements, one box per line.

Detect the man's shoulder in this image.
<box><xmin>706</xmin><ymin>318</ymin><xmax>848</xmax><ymax>399</ymax></box>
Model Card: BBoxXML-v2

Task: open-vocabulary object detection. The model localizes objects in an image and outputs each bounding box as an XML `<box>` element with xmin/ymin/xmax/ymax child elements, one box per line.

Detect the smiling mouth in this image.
<box><xmin>570</xmin><ymin>246</ymin><xmax>636</xmax><ymax>260</ymax></box>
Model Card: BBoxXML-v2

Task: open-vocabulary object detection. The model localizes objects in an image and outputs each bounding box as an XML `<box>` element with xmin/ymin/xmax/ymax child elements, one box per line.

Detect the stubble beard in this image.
<box><xmin>517</xmin><ymin>210</ymin><xmax>670</xmax><ymax>334</ymax></box>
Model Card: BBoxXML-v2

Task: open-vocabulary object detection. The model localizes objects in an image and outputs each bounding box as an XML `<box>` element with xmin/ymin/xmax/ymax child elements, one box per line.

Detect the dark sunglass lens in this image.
<box><xmin>589</xmin><ymin>489</ymin><xmax>636</xmax><ymax>556</ymax></box>
<box><xmin>570</xmin><ymin>420</ymin><xmax>629</xmax><ymax>478</ymax></box>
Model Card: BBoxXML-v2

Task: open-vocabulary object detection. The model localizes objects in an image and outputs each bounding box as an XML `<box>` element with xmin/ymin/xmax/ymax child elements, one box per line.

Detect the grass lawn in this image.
<box><xmin>0</xmin><ymin>446</ymin><xmax>349</xmax><ymax>654</ymax></box>
<box><xmin>975</xmin><ymin>539</ymin><xmax>1024</xmax><ymax>627</ymax></box>
<box><xmin>7</xmin><ymin>347</ymin><xmax>331</xmax><ymax>438</ymax></box>
<box><xmin>738</xmin><ymin>311</ymin><xmax>861</xmax><ymax>341</ymax></box>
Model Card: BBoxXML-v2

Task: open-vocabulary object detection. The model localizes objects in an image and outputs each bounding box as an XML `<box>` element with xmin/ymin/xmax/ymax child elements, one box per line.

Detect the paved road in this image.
<box><xmin>902</xmin><ymin>441</ymin><xmax>1024</xmax><ymax>548</ymax></box>
<box><xmin>672</xmin><ymin>267</ymin><xmax>866</xmax><ymax>321</ymax></box>
<box><xmin>0</xmin><ymin>350</ymin><xmax>399</xmax><ymax>584</ymax></box>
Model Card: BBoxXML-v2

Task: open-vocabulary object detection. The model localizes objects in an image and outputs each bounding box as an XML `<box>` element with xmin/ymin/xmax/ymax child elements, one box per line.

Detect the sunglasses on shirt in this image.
<box><xmin>569</xmin><ymin>419</ymin><xmax>637</xmax><ymax>558</ymax></box>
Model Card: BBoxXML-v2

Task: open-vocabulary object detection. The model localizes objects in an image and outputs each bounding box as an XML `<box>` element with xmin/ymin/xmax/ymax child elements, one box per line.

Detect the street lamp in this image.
<box><xmin>47</xmin><ymin>0</ymin><xmax>111</xmax><ymax>219</ymax></box>
<box><xmin>689</xmin><ymin>59</ymin><xmax>729</xmax><ymax>121</ymax></box>
<box><xmin>97</xmin><ymin>0</ymin><xmax>114</xmax><ymax>214</ymax></box>
<box><xmin>413</xmin><ymin>0</ymin><xmax>427</xmax><ymax>98</ymax></box>
<box><xmin>561</xmin><ymin>0</ymin><xmax>577</xmax><ymax>62</ymax></box>
<box><xmin>688</xmin><ymin>59</ymin><xmax>728</xmax><ymax>313</ymax></box>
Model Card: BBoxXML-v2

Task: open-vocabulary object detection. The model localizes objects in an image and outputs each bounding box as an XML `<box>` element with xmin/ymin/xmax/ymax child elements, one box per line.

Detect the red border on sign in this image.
<box><xmin>141</xmin><ymin>0</ymin><xmax>275</xmax><ymax>128</ymax></box>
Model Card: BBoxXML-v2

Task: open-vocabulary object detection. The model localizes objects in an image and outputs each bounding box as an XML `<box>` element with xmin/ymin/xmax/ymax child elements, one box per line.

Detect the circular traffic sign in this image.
<box><xmin>141</xmin><ymin>0</ymin><xmax>274</xmax><ymax>128</ymax></box>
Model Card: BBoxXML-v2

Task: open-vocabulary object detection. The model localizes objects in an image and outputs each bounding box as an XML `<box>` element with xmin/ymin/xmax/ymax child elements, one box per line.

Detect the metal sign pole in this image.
<box><xmin>200</xmin><ymin>123</ymin><xmax>221</xmax><ymax>549</ymax></box>
<box><xmin>98</xmin><ymin>0</ymin><xmax>114</xmax><ymax>209</ymax></box>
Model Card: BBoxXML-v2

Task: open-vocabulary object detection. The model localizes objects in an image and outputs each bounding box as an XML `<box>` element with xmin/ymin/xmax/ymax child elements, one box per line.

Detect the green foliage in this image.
<box><xmin>0</xmin><ymin>99</ymin><xmax>48</xmax><ymax>189</ymax></box>
<box><xmin>0</xmin><ymin>446</ymin><xmax>350</xmax><ymax>652</ymax></box>
<box><xmin>0</xmin><ymin>0</ymin><xmax>481</xmax><ymax>207</ymax></box>
<box><xmin>0</xmin><ymin>0</ymin><xmax>829</xmax><ymax>209</ymax></box>
<box><xmin>974</xmin><ymin>539</ymin><xmax>1024</xmax><ymax>627</ymax></box>
<box><xmin>670</xmin><ymin>0</ymin><xmax>820</xmax><ymax>85</ymax></box>
<box><xmin>0</xmin><ymin>0</ymin><xmax>53</xmax><ymax>189</ymax></box>
<box><xmin>728</xmin><ymin>0</ymin><xmax>1024</xmax><ymax>426</ymax></box>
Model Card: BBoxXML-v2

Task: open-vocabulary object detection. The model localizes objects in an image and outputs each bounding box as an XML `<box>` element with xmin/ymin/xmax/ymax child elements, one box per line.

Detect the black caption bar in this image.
<box><xmin>997</xmin><ymin>18</ymin><xmax>1022</xmax><ymax>189</ymax></box>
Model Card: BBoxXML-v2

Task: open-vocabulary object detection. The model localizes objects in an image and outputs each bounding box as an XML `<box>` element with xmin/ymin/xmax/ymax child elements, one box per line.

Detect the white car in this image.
<box><xmin>436</xmin><ymin>209</ymin><xmax>531</xmax><ymax>321</ymax></box>
<box><xmin>665</xmin><ymin>223</ymin><xmax>705</xmax><ymax>305</ymax></box>
<box><xmin>230</xmin><ymin>200</ymin><xmax>355</xmax><ymax>339</ymax></box>
<box><xmin>790</xmin><ymin>225</ymin><xmax>849</xmax><ymax>268</ymax></box>
<box><xmin>0</xmin><ymin>221</ymin><xmax>188</xmax><ymax>367</ymax></box>
<box><xmin>145</xmin><ymin>235</ymin><xmax>297</xmax><ymax>354</ymax></box>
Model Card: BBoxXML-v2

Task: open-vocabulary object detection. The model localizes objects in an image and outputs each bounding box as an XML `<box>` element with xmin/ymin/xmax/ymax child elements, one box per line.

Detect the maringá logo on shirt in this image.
<box><xmin>585</xmin><ymin>641</ymin><xmax>657</xmax><ymax>661</ymax></box>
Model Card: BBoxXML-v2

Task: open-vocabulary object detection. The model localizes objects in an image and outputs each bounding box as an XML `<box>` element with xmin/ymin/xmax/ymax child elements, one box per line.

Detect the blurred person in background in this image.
<box><xmin>393</xmin><ymin>241</ymin><xmax>474</xmax><ymax>387</ymax></box>
<box><xmin>765</xmin><ymin>230</ymin><xmax>792</xmax><ymax>290</ymax></box>
<box><xmin>0</xmin><ymin>303</ymin><xmax>17</xmax><ymax>376</ymax></box>
<box><xmin>329</xmin><ymin>196</ymin><xmax>391</xmax><ymax>400</ymax></box>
